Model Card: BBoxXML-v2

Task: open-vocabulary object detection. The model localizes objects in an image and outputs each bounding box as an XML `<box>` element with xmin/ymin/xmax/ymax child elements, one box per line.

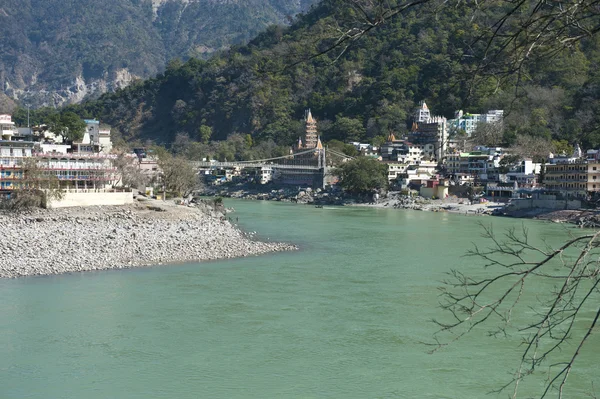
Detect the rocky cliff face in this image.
<box><xmin>0</xmin><ymin>0</ymin><xmax>316</xmax><ymax>108</ymax></box>
<box><xmin>6</xmin><ymin>69</ymin><xmax>138</xmax><ymax>108</ymax></box>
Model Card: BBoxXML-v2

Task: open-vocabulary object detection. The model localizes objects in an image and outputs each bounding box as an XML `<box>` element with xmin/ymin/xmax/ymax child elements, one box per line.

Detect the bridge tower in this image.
<box><xmin>316</xmin><ymin>137</ymin><xmax>327</xmax><ymax>188</ymax></box>
<box><xmin>316</xmin><ymin>136</ymin><xmax>324</xmax><ymax>168</ymax></box>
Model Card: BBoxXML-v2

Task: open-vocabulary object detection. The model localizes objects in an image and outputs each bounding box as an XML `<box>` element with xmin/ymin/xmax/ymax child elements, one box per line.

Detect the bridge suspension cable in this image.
<box><xmin>326</xmin><ymin>149</ymin><xmax>355</xmax><ymax>160</ymax></box>
<box><xmin>222</xmin><ymin>148</ymin><xmax>323</xmax><ymax>164</ymax></box>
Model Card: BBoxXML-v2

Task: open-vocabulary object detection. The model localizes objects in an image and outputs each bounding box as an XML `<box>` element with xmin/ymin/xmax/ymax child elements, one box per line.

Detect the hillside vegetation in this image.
<box><xmin>16</xmin><ymin>0</ymin><xmax>600</xmax><ymax>154</ymax></box>
<box><xmin>0</xmin><ymin>0</ymin><xmax>316</xmax><ymax>106</ymax></box>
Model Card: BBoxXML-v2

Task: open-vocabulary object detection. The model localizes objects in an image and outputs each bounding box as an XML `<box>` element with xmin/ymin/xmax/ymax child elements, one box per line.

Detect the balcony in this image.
<box><xmin>543</xmin><ymin>178</ymin><xmax>587</xmax><ymax>183</ymax></box>
<box><xmin>1</xmin><ymin>129</ymin><xmax>14</xmax><ymax>138</ymax></box>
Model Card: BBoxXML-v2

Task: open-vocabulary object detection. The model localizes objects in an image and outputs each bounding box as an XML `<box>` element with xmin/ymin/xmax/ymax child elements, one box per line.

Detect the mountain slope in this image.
<box><xmin>49</xmin><ymin>0</ymin><xmax>600</xmax><ymax>150</ymax></box>
<box><xmin>0</xmin><ymin>0</ymin><xmax>316</xmax><ymax>107</ymax></box>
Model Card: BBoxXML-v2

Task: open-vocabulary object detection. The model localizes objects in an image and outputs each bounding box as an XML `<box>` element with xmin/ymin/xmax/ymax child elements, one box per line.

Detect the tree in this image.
<box><xmin>510</xmin><ymin>135</ymin><xmax>555</xmax><ymax>162</ymax></box>
<box><xmin>172</xmin><ymin>132</ymin><xmax>191</xmax><ymax>155</ymax></box>
<box><xmin>157</xmin><ymin>153</ymin><xmax>201</xmax><ymax>197</ymax></box>
<box><xmin>465</xmin><ymin>185</ymin><xmax>484</xmax><ymax>202</ymax></box>
<box><xmin>498</xmin><ymin>154</ymin><xmax>522</xmax><ymax>174</ymax></box>
<box><xmin>471</xmin><ymin>122</ymin><xmax>504</xmax><ymax>147</ymax></box>
<box><xmin>370</xmin><ymin>135</ymin><xmax>387</xmax><ymax>147</ymax></box>
<box><xmin>313</xmin><ymin>0</ymin><xmax>600</xmax><ymax>91</ymax></box>
<box><xmin>198</xmin><ymin>125</ymin><xmax>213</xmax><ymax>143</ymax></box>
<box><xmin>0</xmin><ymin>92</ymin><xmax>16</xmax><ymax>114</ymax></box>
<box><xmin>244</xmin><ymin>134</ymin><xmax>253</xmax><ymax>148</ymax></box>
<box><xmin>552</xmin><ymin>139</ymin><xmax>574</xmax><ymax>156</ymax></box>
<box><xmin>329</xmin><ymin>116</ymin><xmax>366</xmax><ymax>142</ymax></box>
<box><xmin>1</xmin><ymin>158</ymin><xmax>63</xmax><ymax>210</ymax></box>
<box><xmin>326</xmin><ymin>139</ymin><xmax>359</xmax><ymax>157</ymax></box>
<box><xmin>333</xmin><ymin>156</ymin><xmax>388</xmax><ymax>194</ymax></box>
<box><xmin>432</xmin><ymin>223</ymin><xmax>600</xmax><ymax>398</ymax></box>
<box><xmin>47</xmin><ymin>112</ymin><xmax>86</xmax><ymax>142</ymax></box>
<box><xmin>113</xmin><ymin>153</ymin><xmax>148</xmax><ymax>189</ymax></box>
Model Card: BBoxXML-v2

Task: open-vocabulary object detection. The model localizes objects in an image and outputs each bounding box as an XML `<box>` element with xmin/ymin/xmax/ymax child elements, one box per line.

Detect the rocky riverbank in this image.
<box><xmin>202</xmin><ymin>185</ymin><xmax>506</xmax><ymax>214</ymax></box>
<box><xmin>0</xmin><ymin>199</ymin><xmax>297</xmax><ymax>279</ymax></box>
<box><xmin>503</xmin><ymin>208</ymin><xmax>600</xmax><ymax>227</ymax></box>
<box><xmin>201</xmin><ymin>184</ymin><xmax>350</xmax><ymax>205</ymax></box>
<box><xmin>360</xmin><ymin>192</ymin><xmax>504</xmax><ymax>215</ymax></box>
<box><xmin>201</xmin><ymin>184</ymin><xmax>600</xmax><ymax>227</ymax></box>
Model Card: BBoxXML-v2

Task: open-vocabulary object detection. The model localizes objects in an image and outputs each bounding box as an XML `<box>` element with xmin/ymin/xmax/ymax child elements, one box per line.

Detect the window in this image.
<box><xmin>594</xmin><ymin>167</ymin><xmax>597</xmax><ymax>171</ymax></box>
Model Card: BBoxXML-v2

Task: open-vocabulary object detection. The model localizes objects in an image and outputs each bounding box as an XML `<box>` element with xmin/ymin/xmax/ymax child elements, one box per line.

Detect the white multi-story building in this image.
<box><xmin>502</xmin><ymin>159</ymin><xmax>541</xmax><ymax>187</ymax></box>
<box><xmin>414</xmin><ymin>101</ymin><xmax>431</xmax><ymax>123</ymax></box>
<box><xmin>396</xmin><ymin>161</ymin><xmax>438</xmax><ymax>188</ymax></box>
<box><xmin>77</xmin><ymin>119</ymin><xmax>113</xmax><ymax>154</ymax></box>
<box><xmin>385</xmin><ymin>162</ymin><xmax>409</xmax><ymax>182</ymax></box>
<box><xmin>0</xmin><ymin>114</ymin><xmax>18</xmax><ymax>141</ymax></box>
<box><xmin>380</xmin><ymin>133</ymin><xmax>436</xmax><ymax>164</ymax></box>
<box><xmin>446</xmin><ymin>146</ymin><xmax>503</xmax><ymax>179</ymax></box>
<box><xmin>0</xmin><ymin>115</ymin><xmax>118</xmax><ymax>193</ymax></box>
<box><xmin>409</xmin><ymin>102</ymin><xmax>448</xmax><ymax>161</ymax></box>
<box><xmin>36</xmin><ymin>152</ymin><xmax>117</xmax><ymax>190</ymax></box>
<box><xmin>448</xmin><ymin>109</ymin><xmax>504</xmax><ymax>137</ymax></box>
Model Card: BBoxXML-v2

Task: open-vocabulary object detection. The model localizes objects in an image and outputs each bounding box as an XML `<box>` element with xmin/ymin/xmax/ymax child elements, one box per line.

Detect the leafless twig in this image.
<box><xmin>430</xmin><ymin>222</ymin><xmax>600</xmax><ymax>397</ymax></box>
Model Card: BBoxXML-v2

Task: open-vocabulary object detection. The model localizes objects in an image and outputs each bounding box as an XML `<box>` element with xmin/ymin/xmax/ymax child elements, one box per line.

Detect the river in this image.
<box><xmin>0</xmin><ymin>200</ymin><xmax>597</xmax><ymax>398</ymax></box>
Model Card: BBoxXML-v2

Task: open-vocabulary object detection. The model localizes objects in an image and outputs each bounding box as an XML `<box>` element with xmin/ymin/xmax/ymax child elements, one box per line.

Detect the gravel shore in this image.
<box><xmin>0</xmin><ymin>200</ymin><xmax>297</xmax><ymax>279</ymax></box>
<box><xmin>350</xmin><ymin>194</ymin><xmax>506</xmax><ymax>215</ymax></box>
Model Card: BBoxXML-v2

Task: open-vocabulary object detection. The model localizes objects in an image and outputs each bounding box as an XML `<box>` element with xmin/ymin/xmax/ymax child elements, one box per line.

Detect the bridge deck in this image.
<box><xmin>194</xmin><ymin>162</ymin><xmax>322</xmax><ymax>171</ymax></box>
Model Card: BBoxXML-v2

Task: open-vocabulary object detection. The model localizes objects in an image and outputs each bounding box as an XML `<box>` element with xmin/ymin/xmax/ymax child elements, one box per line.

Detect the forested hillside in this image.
<box><xmin>0</xmin><ymin>0</ymin><xmax>315</xmax><ymax>106</ymax></box>
<box><xmin>15</xmin><ymin>0</ymin><xmax>600</xmax><ymax>155</ymax></box>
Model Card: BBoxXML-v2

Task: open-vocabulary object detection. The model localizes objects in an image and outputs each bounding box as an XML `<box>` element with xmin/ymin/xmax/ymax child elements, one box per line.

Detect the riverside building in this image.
<box><xmin>380</xmin><ymin>132</ymin><xmax>435</xmax><ymax>163</ymax></box>
<box><xmin>445</xmin><ymin>147</ymin><xmax>503</xmax><ymax>179</ymax></box>
<box><xmin>0</xmin><ymin>114</ymin><xmax>118</xmax><ymax>195</ymax></box>
<box><xmin>0</xmin><ymin>114</ymin><xmax>35</xmax><ymax>190</ymax></box>
<box><xmin>543</xmin><ymin>146</ymin><xmax>600</xmax><ymax>198</ymax></box>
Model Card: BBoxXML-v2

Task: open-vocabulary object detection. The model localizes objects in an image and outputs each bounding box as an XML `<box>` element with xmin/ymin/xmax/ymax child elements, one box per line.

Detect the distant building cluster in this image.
<box><xmin>341</xmin><ymin>100</ymin><xmax>600</xmax><ymax>201</ymax></box>
<box><xmin>1</xmin><ymin>100</ymin><xmax>584</xmax><ymax>205</ymax></box>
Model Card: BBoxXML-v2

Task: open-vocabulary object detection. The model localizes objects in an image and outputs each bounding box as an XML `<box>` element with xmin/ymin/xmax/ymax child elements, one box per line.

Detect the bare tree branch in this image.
<box><xmin>430</xmin><ymin>222</ymin><xmax>600</xmax><ymax>397</ymax></box>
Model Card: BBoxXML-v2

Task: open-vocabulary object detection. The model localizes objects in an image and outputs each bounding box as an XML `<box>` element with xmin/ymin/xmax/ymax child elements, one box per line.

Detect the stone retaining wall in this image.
<box><xmin>46</xmin><ymin>191</ymin><xmax>134</xmax><ymax>208</ymax></box>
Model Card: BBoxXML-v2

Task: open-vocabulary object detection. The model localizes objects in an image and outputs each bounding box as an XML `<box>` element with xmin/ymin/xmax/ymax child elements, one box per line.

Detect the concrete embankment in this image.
<box><xmin>0</xmin><ymin>201</ymin><xmax>296</xmax><ymax>279</ymax></box>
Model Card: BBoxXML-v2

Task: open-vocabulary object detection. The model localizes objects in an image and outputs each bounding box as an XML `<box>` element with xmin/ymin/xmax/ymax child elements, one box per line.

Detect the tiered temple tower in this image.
<box><xmin>304</xmin><ymin>109</ymin><xmax>318</xmax><ymax>149</ymax></box>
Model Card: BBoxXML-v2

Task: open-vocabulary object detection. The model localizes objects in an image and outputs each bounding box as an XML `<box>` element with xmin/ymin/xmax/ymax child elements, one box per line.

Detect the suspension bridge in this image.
<box><xmin>193</xmin><ymin>147</ymin><xmax>354</xmax><ymax>188</ymax></box>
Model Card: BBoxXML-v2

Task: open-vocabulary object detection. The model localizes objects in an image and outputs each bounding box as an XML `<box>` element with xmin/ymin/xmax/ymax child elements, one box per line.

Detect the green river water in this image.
<box><xmin>0</xmin><ymin>200</ymin><xmax>598</xmax><ymax>398</ymax></box>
